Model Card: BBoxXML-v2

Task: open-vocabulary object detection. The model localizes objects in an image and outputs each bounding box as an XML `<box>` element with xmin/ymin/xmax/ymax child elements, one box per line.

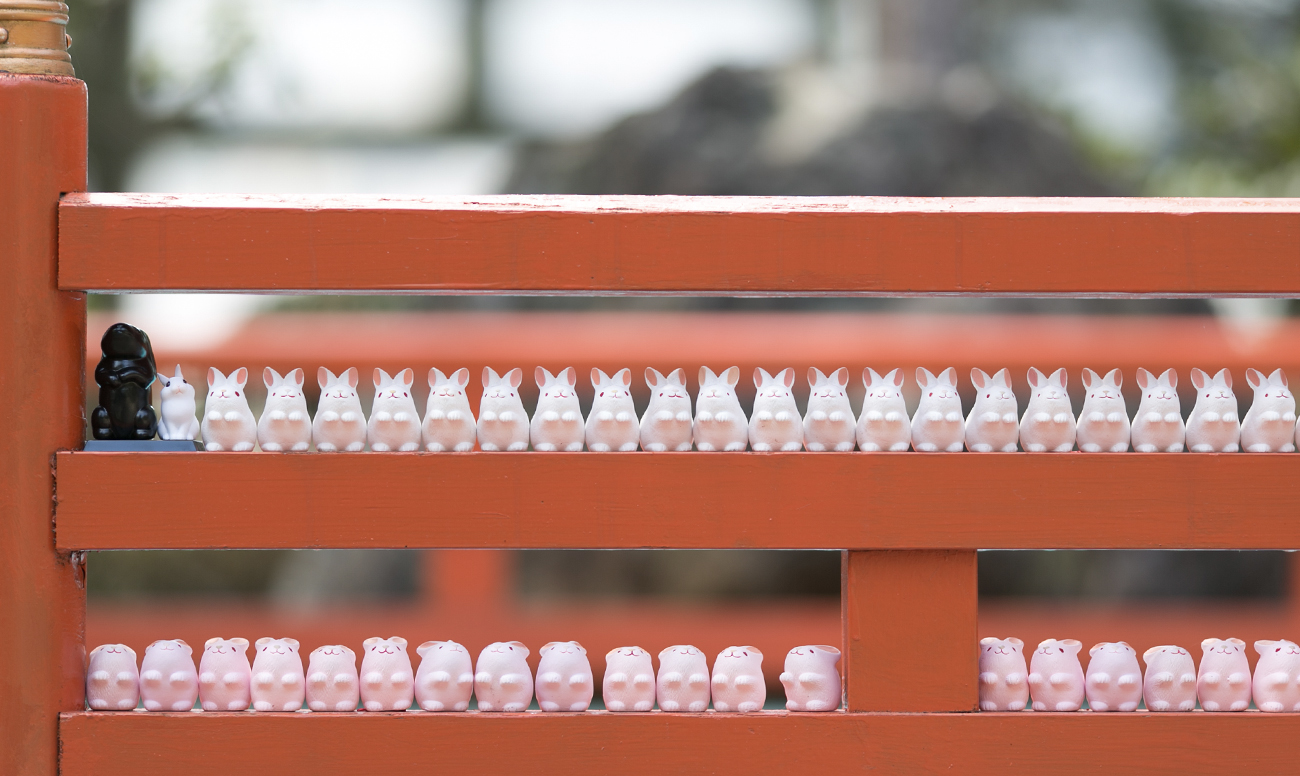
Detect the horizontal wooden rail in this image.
<box><xmin>56</xmin><ymin>452</ymin><xmax>1300</xmax><ymax>550</ymax></box>
<box><xmin>59</xmin><ymin>711</ymin><xmax>1300</xmax><ymax>775</ymax></box>
<box><xmin>59</xmin><ymin>194</ymin><xmax>1300</xmax><ymax>295</ymax></box>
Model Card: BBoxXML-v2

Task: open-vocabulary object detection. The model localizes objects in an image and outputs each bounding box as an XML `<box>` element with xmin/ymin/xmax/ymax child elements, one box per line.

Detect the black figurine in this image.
<box><xmin>91</xmin><ymin>323</ymin><xmax>159</xmax><ymax>440</ymax></box>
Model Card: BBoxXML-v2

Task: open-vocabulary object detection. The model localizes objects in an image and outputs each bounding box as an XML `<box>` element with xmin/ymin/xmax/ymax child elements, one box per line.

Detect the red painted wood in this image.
<box><xmin>58</xmin><ymin>193</ymin><xmax>1300</xmax><ymax>295</ymax></box>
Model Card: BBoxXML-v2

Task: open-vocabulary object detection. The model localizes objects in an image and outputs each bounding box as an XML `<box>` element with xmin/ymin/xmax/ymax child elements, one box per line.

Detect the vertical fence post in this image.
<box><xmin>842</xmin><ymin>549</ymin><xmax>978</xmax><ymax>711</ymax></box>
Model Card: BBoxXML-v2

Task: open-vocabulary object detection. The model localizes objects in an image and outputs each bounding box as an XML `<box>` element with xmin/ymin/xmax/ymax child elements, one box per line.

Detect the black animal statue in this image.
<box><xmin>91</xmin><ymin>323</ymin><xmax>159</xmax><ymax>440</ymax></box>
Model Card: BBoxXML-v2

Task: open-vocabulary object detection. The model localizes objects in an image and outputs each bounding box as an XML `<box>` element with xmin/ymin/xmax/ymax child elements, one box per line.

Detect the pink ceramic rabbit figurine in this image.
<box><xmin>198</xmin><ymin>637</ymin><xmax>251</xmax><ymax>711</ymax></box>
<box><xmin>140</xmin><ymin>639</ymin><xmax>198</xmax><ymax>712</ymax></box>
<box><xmin>803</xmin><ymin>368</ymin><xmax>854</xmax><ymax>451</ymax></box>
<box><xmin>415</xmin><ymin>640</ymin><xmax>473</xmax><ymax>711</ymax></box>
<box><xmin>313</xmin><ymin>367</ymin><xmax>367</xmax><ymax>452</ymax></box>
<box><xmin>474</xmin><ymin>641</ymin><xmax>533</xmax><ymax>712</ymax></box>
<box><xmin>250</xmin><ymin>637</ymin><xmax>304</xmax><ymax>712</ymax></box>
<box><xmin>158</xmin><ymin>365</ymin><xmax>200</xmax><ymax>441</ymax></box>
<box><xmin>711</xmin><ymin>646</ymin><xmax>764</xmax><ymax>712</ymax></box>
<box><xmin>603</xmin><ymin>646</ymin><xmax>656</xmax><ymax>712</ymax></box>
<box><xmin>1084</xmin><ymin>642</ymin><xmax>1141</xmax><ymax>712</ymax></box>
<box><xmin>780</xmin><ymin>645</ymin><xmax>841</xmax><ymax>711</ymax></box>
<box><xmin>477</xmin><ymin>368</ymin><xmax>529</xmax><ymax>451</ymax></box>
<box><xmin>1141</xmin><ymin>645</ymin><xmax>1196</xmax><ymax>712</ymax></box>
<box><xmin>978</xmin><ymin>637</ymin><xmax>1029</xmax><ymax>711</ymax></box>
<box><xmin>1028</xmin><ymin>638</ymin><xmax>1084</xmax><ymax>711</ymax></box>
<box><xmin>201</xmin><ymin>367</ymin><xmax>257</xmax><ymax>451</ymax></box>
<box><xmin>368</xmin><ymin>368</ymin><xmax>421</xmax><ymax>452</ymax></box>
<box><xmin>1186</xmin><ymin>368</ymin><xmax>1240</xmax><ymax>452</ymax></box>
<box><xmin>422</xmin><ymin>368</ymin><xmax>476</xmax><ymax>452</ymax></box>
<box><xmin>360</xmin><ymin>636</ymin><xmax>414</xmax><ymax>711</ymax></box>
<box><xmin>1198</xmin><ymin>637</ymin><xmax>1251</xmax><ymax>711</ymax></box>
<box><xmin>964</xmin><ymin>368</ymin><xmax>1018</xmax><ymax>452</ymax></box>
<box><xmin>1131</xmin><ymin>368</ymin><xmax>1185</xmax><ymax>452</ymax></box>
<box><xmin>640</xmin><ymin>368</ymin><xmax>693</xmax><ymax>451</ymax></box>
<box><xmin>305</xmin><ymin>645</ymin><xmax>359</xmax><ymax>712</ymax></box>
<box><xmin>257</xmin><ymin>367</ymin><xmax>311</xmax><ymax>452</ymax></box>
<box><xmin>587</xmin><ymin>368</ymin><xmax>639</xmax><ymax>451</ymax></box>
<box><xmin>535</xmin><ymin>641</ymin><xmax>593</xmax><ymax>712</ymax></box>
<box><xmin>857</xmin><ymin>368</ymin><xmax>910</xmax><ymax>452</ymax></box>
<box><xmin>1019</xmin><ymin>368</ymin><xmax>1076</xmax><ymax>452</ymax></box>
<box><xmin>657</xmin><ymin>645</ymin><xmax>710</xmax><ymax>712</ymax></box>
<box><xmin>1252</xmin><ymin>639</ymin><xmax>1300</xmax><ymax>712</ymax></box>
<box><xmin>86</xmin><ymin>644</ymin><xmax>139</xmax><ymax>710</ymax></box>
<box><xmin>912</xmin><ymin>367</ymin><xmax>963</xmax><ymax>452</ymax></box>
<box><xmin>1241</xmin><ymin>368</ymin><xmax>1296</xmax><ymax>452</ymax></box>
<box><xmin>1076</xmin><ymin>368</ymin><xmax>1130</xmax><ymax>452</ymax></box>
<box><xmin>750</xmin><ymin>368</ymin><xmax>803</xmax><ymax>451</ymax></box>
<box><xmin>694</xmin><ymin>367</ymin><xmax>747</xmax><ymax>451</ymax></box>
<box><xmin>531</xmin><ymin>367</ymin><xmax>584</xmax><ymax>451</ymax></box>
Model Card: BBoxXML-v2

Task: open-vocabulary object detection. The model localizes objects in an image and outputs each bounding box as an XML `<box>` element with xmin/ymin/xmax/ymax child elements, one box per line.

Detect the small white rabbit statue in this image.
<box><xmin>640</xmin><ymin>368</ymin><xmax>693</xmax><ymax>452</ymax></box>
<box><xmin>313</xmin><ymin>367</ymin><xmax>367</xmax><ymax>452</ymax></box>
<box><xmin>1019</xmin><ymin>367</ymin><xmax>1076</xmax><ymax>452</ymax></box>
<box><xmin>1076</xmin><ymin>368</ymin><xmax>1130</xmax><ymax>452</ymax></box>
<box><xmin>201</xmin><ymin>367</ymin><xmax>257</xmax><ymax>451</ymax></box>
<box><xmin>587</xmin><ymin>368</ymin><xmax>639</xmax><ymax>452</ymax></box>
<box><xmin>257</xmin><ymin>367</ymin><xmax>311</xmax><ymax>452</ymax></box>
<box><xmin>964</xmin><ymin>368</ymin><xmax>1018</xmax><ymax>452</ymax></box>
<box><xmin>531</xmin><ymin>366</ymin><xmax>584</xmax><ymax>452</ymax></box>
<box><xmin>1186</xmin><ymin>368</ymin><xmax>1240</xmax><ymax>453</ymax></box>
<box><xmin>422</xmin><ymin>368</ymin><xmax>476</xmax><ymax>452</ymax></box>
<box><xmin>1241</xmin><ymin>368</ymin><xmax>1296</xmax><ymax>452</ymax></box>
<box><xmin>803</xmin><ymin>367</ymin><xmax>854</xmax><ymax>452</ymax></box>
<box><xmin>158</xmin><ymin>364</ymin><xmax>200</xmax><ymax>441</ymax></box>
<box><xmin>1131</xmin><ymin>368</ymin><xmax>1185</xmax><ymax>453</ymax></box>
<box><xmin>911</xmin><ymin>367</ymin><xmax>963</xmax><ymax>452</ymax></box>
<box><xmin>857</xmin><ymin>368</ymin><xmax>910</xmax><ymax>452</ymax></box>
<box><xmin>749</xmin><ymin>367</ymin><xmax>803</xmax><ymax>451</ymax></box>
<box><xmin>694</xmin><ymin>366</ymin><xmax>748</xmax><ymax>452</ymax></box>
<box><xmin>368</xmin><ymin>368</ymin><xmax>421</xmax><ymax>452</ymax></box>
<box><xmin>477</xmin><ymin>367</ymin><xmax>529</xmax><ymax>451</ymax></box>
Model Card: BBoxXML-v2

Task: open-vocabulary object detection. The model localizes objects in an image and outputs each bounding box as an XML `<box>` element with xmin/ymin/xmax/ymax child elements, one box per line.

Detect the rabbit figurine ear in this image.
<box><xmin>561</xmin><ymin>367</ymin><xmax>577</xmax><ymax>387</ymax></box>
<box><xmin>535</xmin><ymin>366</ymin><xmax>552</xmax><ymax>388</ymax></box>
<box><xmin>398</xmin><ymin>368</ymin><xmax>414</xmax><ymax>388</ymax></box>
<box><xmin>230</xmin><ymin>367</ymin><xmax>248</xmax><ymax>388</ymax></box>
<box><xmin>865</xmin><ymin>367</ymin><xmax>881</xmax><ymax>386</ymax></box>
<box><xmin>256</xmin><ymin>637</ymin><xmax>273</xmax><ymax>650</ymax></box>
<box><xmin>971</xmin><ymin>368</ymin><xmax>990</xmax><ymax>389</ymax></box>
<box><xmin>343</xmin><ymin>367</ymin><xmax>359</xmax><ymax>389</ymax></box>
<box><xmin>363</xmin><ymin>637</ymin><xmax>380</xmax><ymax>650</ymax></box>
<box><xmin>722</xmin><ymin>366</ymin><xmax>740</xmax><ymax>386</ymax></box>
<box><xmin>505</xmin><ymin>368</ymin><xmax>523</xmax><ymax>388</ymax></box>
<box><xmin>453</xmin><ymin>368</ymin><xmax>470</xmax><ymax>388</ymax></box>
<box><xmin>430</xmin><ymin>367</ymin><xmax>447</xmax><ymax>387</ymax></box>
<box><xmin>417</xmin><ymin>641</ymin><xmax>435</xmax><ymax>657</ymax></box>
<box><xmin>668</xmin><ymin>368</ymin><xmax>685</xmax><ymax>385</ymax></box>
<box><xmin>264</xmin><ymin>367</ymin><xmax>281</xmax><ymax>389</ymax></box>
<box><xmin>1049</xmin><ymin>368</ymin><xmax>1067</xmax><ymax>387</ymax></box>
<box><xmin>1136</xmin><ymin>368</ymin><xmax>1154</xmax><ymax>390</ymax></box>
<box><xmin>1191</xmin><ymin>368</ymin><xmax>1209</xmax><ymax>391</ymax></box>
<box><xmin>1215</xmin><ymin>368</ymin><xmax>1232</xmax><ymax>389</ymax></box>
<box><xmin>290</xmin><ymin>368</ymin><xmax>305</xmax><ymax>387</ymax></box>
<box><xmin>916</xmin><ymin>367</ymin><xmax>936</xmax><ymax>387</ymax></box>
<box><xmin>754</xmin><ymin>367</ymin><xmax>772</xmax><ymax>387</ymax></box>
<box><xmin>699</xmin><ymin>366</ymin><xmax>718</xmax><ymax>385</ymax></box>
<box><xmin>208</xmin><ymin>367</ymin><xmax>224</xmax><ymax>388</ymax></box>
<box><xmin>938</xmin><ymin>367</ymin><xmax>957</xmax><ymax>386</ymax></box>
<box><xmin>615</xmin><ymin>368</ymin><xmax>631</xmax><ymax>387</ymax></box>
<box><xmin>831</xmin><ymin>367</ymin><xmax>848</xmax><ymax>387</ymax></box>
<box><xmin>1160</xmin><ymin>368</ymin><xmax>1178</xmax><ymax>388</ymax></box>
<box><xmin>1027</xmin><ymin>367</ymin><xmax>1046</xmax><ymax>388</ymax></box>
<box><xmin>374</xmin><ymin>368</ymin><xmax>392</xmax><ymax>388</ymax></box>
<box><xmin>482</xmin><ymin>366</ymin><xmax>498</xmax><ymax>386</ymax></box>
<box><xmin>231</xmin><ymin>637</ymin><xmax>249</xmax><ymax>651</ymax></box>
<box><xmin>646</xmin><ymin>367</ymin><xmax>665</xmax><ymax>388</ymax></box>
<box><xmin>1271</xmin><ymin>368</ymin><xmax>1288</xmax><ymax>387</ymax></box>
<box><xmin>1247</xmin><ymin>368</ymin><xmax>1265</xmax><ymax>390</ymax></box>
<box><xmin>318</xmin><ymin>366</ymin><xmax>334</xmax><ymax>389</ymax></box>
<box><xmin>778</xmin><ymin>368</ymin><xmax>794</xmax><ymax>388</ymax></box>
<box><xmin>808</xmin><ymin>367</ymin><xmax>826</xmax><ymax>386</ymax></box>
<box><xmin>1104</xmin><ymin>368</ymin><xmax>1121</xmax><ymax>387</ymax></box>
<box><xmin>993</xmin><ymin>368</ymin><xmax>1011</xmax><ymax>386</ymax></box>
<box><xmin>1082</xmin><ymin>368</ymin><xmax>1099</xmax><ymax>389</ymax></box>
<box><xmin>887</xmin><ymin>368</ymin><xmax>903</xmax><ymax>388</ymax></box>
<box><xmin>591</xmin><ymin>368</ymin><xmax>607</xmax><ymax>386</ymax></box>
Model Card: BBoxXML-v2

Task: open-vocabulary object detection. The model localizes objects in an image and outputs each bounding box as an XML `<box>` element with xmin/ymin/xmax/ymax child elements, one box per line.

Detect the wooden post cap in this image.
<box><xmin>0</xmin><ymin>2</ymin><xmax>73</xmax><ymax>77</ymax></box>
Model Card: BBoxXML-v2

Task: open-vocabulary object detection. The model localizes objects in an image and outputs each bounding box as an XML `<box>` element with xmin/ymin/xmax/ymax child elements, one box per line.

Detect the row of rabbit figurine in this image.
<box><xmin>980</xmin><ymin>637</ymin><xmax>1300</xmax><ymax>712</ymax></box>
<box><xmin>87</xmin><ymin>639</ymin><xmax>841</xmax><ymax>713</ymax></box>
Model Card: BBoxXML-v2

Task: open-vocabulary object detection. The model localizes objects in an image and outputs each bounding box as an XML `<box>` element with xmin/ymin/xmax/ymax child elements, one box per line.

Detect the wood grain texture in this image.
<box><xmin>58</xmin><ymin>193</ymin><xmax>1300</xmax><ymax>294</ymax></box>
<box><xmin>55</xmin><ymin>451</ymin><xmax>1300</xmax><ymax>550</ymax></box>
<box><xmin>59</xmin><ymin>711</ymin><xmax>1300</xmax><ymax>776</ymax></box>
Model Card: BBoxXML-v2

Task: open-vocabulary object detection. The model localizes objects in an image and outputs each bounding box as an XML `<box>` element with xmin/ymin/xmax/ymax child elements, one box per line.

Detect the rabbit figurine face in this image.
<box><xmin>965</xmin><ymin>368</ymin><xmax>1018</xmax><ymax>452</ymax></box>
<box><xmin>1252</xmin><ymin>639</ymin><xmax>1300</xmax><ymax>712</ymax></box>
<box><xmin>1186</xmin><ymin>368</ymin><xmax>1240</xmax><ymax>452</ymax></box>
<box><xmin>694</xmin><ymin>366</ymin><xmax>748</xmax><ymax>452</ymax></box>
<box><xmin>603</xmin><ymin>646</ymin><xmax>656</xmax><ymax>712</ymax></box>
<box><xmin>532</xmin><ymin>367</ymin><xmax>585</xmax><ymax>452</ymax></box>
<box><xmin>201</xmin><ymin>367</ymin><xmax>258</xmax><ymax>452</ymax></box>
<box><xmin>198</xmin><ymin>637</ymin><xmax>251</xmax><ymax>712</ymax></box>
<box><xmin>978</xmin><ymin>637</ymin><xmax>1029</xmax><ymax>712</ymax></box>
<box><xmin>780</xmin><ymin>645</ymin><xmax>841</xmax><ymax>712</ymax></box>
<box><xmin>415</xmin><ymin>640</ymin><xmax>473</xmax><ymax>712</ymax></box>
<box><xmin>306</xmin><ymin>645</ymin><xmax>359</xmax><ymax>712</ymax></box>
<box><xmin>158</xmin><ymin>365</ymin><xmax>200</xmax><ymax>441</ymax></box>
<box><xmin>313</xmin><ymin>367</ymin><xmax>367</xmax><ymax>452</ymax></box>
<box><xmin>1085</xmin><ymin>642</ymin><xmax>1142</xmax><ymax>712</ymax></box>
<box><xmin>1019</xmin><ymin>367</ymin><xmax>1076</xmax><ymax>452</ymax></box>
<box><xmin>858</xmin><ymin>368</ymin><xmax>910</xmax><ymax>452</ymax></box>
<box><xmin>257</xmin><ymin>367</ymin><xmax>311</xmax><ymax>452</ymax></box>
<box><xmin>803</xmin><ymin>368</ymin><xmax>854</xmax><ymax>452</ymax></box>
<box><xmin>86</xmin><ymin>644</ymin><xmax>140</xmax><ymax>711</ymax></box>
<box><xmin>1241</xmin><ymin>368</ymin><xmax>1297</xmax><ymax>452</ymax></box>
<box><xmin>750</xmin><ymin>368</ymin><xmax>803</xmax><ymax>452</ymax></box>
<box><xmin>912</xmin><ymin>367</ymin><xmax>963</xmax><ymax>452</ymax></box>
<box><xmin>587</xmin><ymin>368</ymin><xmax>639</xmax><ymax>452</ymax></box>
<box><xmin>1142</xmin><ymin>645</ymin><xmax>1196</xmax><ymax>712</ymax></box>
<box><xmin>477</xmin><ymin>367</ymin><xmax>529</xmax><ymax>452</ymax></box>
<box><xmin>368</xmin><ymin>368</ymin><xmax>421</xmax><ymax>452</ymax></box>
<box><xmin>1131</xmin><ymin>368</ymin><xmax>1185</xmax><ymax>452</ymax></box>
<box><xmin>535</xmin><ymin>641</ymin><xmax>593</xmax><ymax>712</ymax></box>
<box><xmin>423</xmin><ymin>368</ymin><xmax>476</xmax><ymax>452</ymax></box>
<box><xmin>1198</xmin><ymin>637</ymin><xmax>1251</xmax><ymax>712</ymax></box>
<box><xmin>1076</xmin><ymin>368</ymin><xmax>1130</xmax><ymax>452</ymax></box>
<box><xmin>640</xmin><ymin>368</ymin><xmax>693</xmax><ymax>452</ymax></box>
<box><xmin>1028</xmin><ymin>638</ymin><xmax>1084</xmax><ymax>712</ymax></box>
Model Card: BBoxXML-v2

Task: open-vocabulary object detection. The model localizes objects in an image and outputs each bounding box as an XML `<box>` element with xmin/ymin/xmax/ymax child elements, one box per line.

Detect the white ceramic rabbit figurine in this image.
<box><xmin>694</xmin><ymin>366</ymin><xmax>748</xmax><ymax>452</ymax></box>
<box><xmin>803</xmin><ymin>367</ymin><xmax>854</xmax><ymax>452</ymax></box>
<box><xmin>1076</xmin><ymin>368</ymin><xmax>1130</xmax><ymax>452</ymax></box>
<box><xmin>422</xmin><ymin>368</ymin><xmax>476</xmax><ymax>452</ymax></box>
<box><xmin>964</xmin><ymin>368</ymin><xmax>1018</xmax><ymax>452</ymax></box>
<box><xmin>1019</xmin><ymin>367</ymin><xmax>1076</xmax><ymax>452</ymax></box>
<box><xmin>368</xmin><ymin>368</ymin><xmax>421</xmax><ymax>452</ymax></box>
<box><xmin>1186</xmin><ymin>368</ymin><xmax>1240</xmax><ymax>453</ymax></box>
<box><xmin>257</xmin><ymin>367</ymin><xmax>311</xmax><ymax>452</ymax></box>
<box><xmin>201</xmin><ymin>367</ymin><xmax>257</xmax><ymax>451</ymax></box>
<box><xmin>750</xmin><ymin>367</ymin><xmax>803</xmax><ymax>452</ymax></box>
<box><xmin>587</xmin><ymin>368</ymin><xmax>639</xmax><ymax>452</ymax></box>
<box><xmin>1130</xmin><ymin>368</ymin><xmax>1185</xmax><ymax>452</ymax></box>
<box><xmin>911</xmin><ymin>367</ymin><xmax>963</xmax><ymax>452</ymax></box>
<box><xmin>1241</xmin><ymin>368</ymin><xmax>1296</xmax><ymax>452</ymax></box>
<box><xmin>531</xmin><ymin>366</ymin><xmax>584</xmax><ymax>451</ymax></box>
<box><xmin>640</xmin><ymin>368</ymin><xmax>693</xmax><ymax>452</ymax></box>
<box><xmin>158</xmin><ymin>364</ymin><xmax>199</xmax><ymax>441</ymax></box>
<box><xmin>857</xmin><ymin>368</ymin><xmax>910</xmax><ymax>452</ymax></box>
<box><xmin>477</xmin><ymin>367</ymin><xmax>529</xmax><ymax>451</ymax></box>
<box><xmin>313</xmin><ymin>367</ymin><xmax>367</xmax><ymax>452</ymax></box>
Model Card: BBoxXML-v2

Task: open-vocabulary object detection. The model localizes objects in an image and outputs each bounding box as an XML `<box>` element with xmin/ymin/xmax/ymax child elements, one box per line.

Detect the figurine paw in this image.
<box><xmin>539</xmin><ymin>701</ymin><xmax>560</xmax><ymax>712</ymax></box>
<box><xmin>756</xmin><ymin>411</ymin><xmax>773</xmax><ymax>422</ymax></box>
<box><xmin>945</xmin><ymin>442</ymin><xmax>963</xmax><ymax>452</ymax></box>
<box><xmin>774</xmin><ymin>411</ymin><xmax>793</xmax><ymax>422</ymax></box>
<box><xmin>687</xmin><ymin>673</ymin><xmax>708</xmax><ymax>687</ymax></box>
<box><xmin>915</xmin><ymin>442</ymin><xmax>937</xmax><ymax>452</ymax></box>
<box><xmin>605</xmin><ymin>700</ymin><xmax>626</xmax><ymax>711</ymax></box>
<box><xmin>345</xmin><ymin>442</ymin><xmax>364</xmax><ymax>452</ymax></box>
<box><xmin>810</xmin><ymin>411</ymin><xmax>828</xmax><ymax>422</ymax></box>
<box><xmin>1080</xmin><ymin>443</ymin><xmax>1100</xmax><ymax>452</ymax></box>
<box><xmin>90</xmin><ymin>670</ymin><xmax>111</xmax><ymax>684</ymax></box>
<box><xmin>316</xmin><ymin>442</ymin><xmax>335</xmax><ymax>452</ymax></box>
<box><xmin>502</xmin><ymin>703</ymin><xmax>526</xmax><ymax>712</ymax></box>
<box><xmin>724</xmin><ymin>442</ymin><xmax>746</xmax><ymax>451</ymax></box>
<box><xmin>569</xmin><ymin>702</ymin><xmax>589</xmax><ymax>711</ymax></box>
<box><xmin>696</xmin><ymin>443</ymin><xmax>714</xmax><ymax>451</ymax></box>
<box><xmin>696</xmin><ymin>411</ymin><xmax>714</xmax><ymax>423</ymax></box>
<box><xmin>308</xmin><ymin>701</ymin><xmax>326</xmax><ymax>712</ymax></box>
<box><xmin>454</xmin><ymin>442</ymin><xmax>473</xmax><ymax>452</ymax></box>
<box><xmin>1134</xmin><ymin>443</ymin><xmax>1156</xmax><ymax>452</ymax></box>
<box><xmin>423</xmin><ymin>700</ymin><xmax>445</xmax><ymax>711</ymax></box>
<box><xmin>169</xmin><ymin>672</ymin><xmax>191</xmax><ymax>686</ymax></box>
<box><xmin>1033</xmin><ymin>412</ymin><xmax>1051</xmax><ymax>423</ymax></box>
<box><xmin>394</xmin><ymin>412</ymin><xmax>411</xmax><ymax>423</ymax></box>
<box><xmin>1163</xmin><ymin>412</ymin><xmax>1181</xmax><ymax>424</ymax></box>
<box><xmin>1025</xmin><ymin>443</ymin><xmax>1046</xmax><ymax>452</ymax></box>
<box><xmin>713</xmin><ymin>701</ymin><xmax>731</xmax><ymax>712</ymax></box>
<box><xmin>1004</xmin><ymin>673</ymin><xmax>1024</xmax><ymax>686</ymax></box>
<box><xmin>506</xmin><ymin>442</ymin><xmax>527</xmax><ymax>451</ymax></box>
<box><xmin>1202</xmin><ymin>701</ymin><xmax>1220</xmax><ymax>711</ymax></box>
<box><xmin>619</xmin><ymin>442</ymin><xmax>638</xmax><ymax>451</ymax></box>
<box><xmin>262</xmin><ymin>442</ymin><xmax>283</xmax><ymax>452</ymax></box>
<box><xmin>171</xmin><ymin>700</ymin><xmax>192</xmax><ymax>711</ymax></box>
<box><xmin>372</xmin><ymin>443</ymin><xmax>391</xmax><ymax>452</ymax></box>
<box><xmin>806</xmin><ymin>700</ymin><xmax>833</xmax><ymax>711</ymax></box>
<box><xmin>1086</xmin><ymin>411</ymin><xmax>1104</xmax><ymax>423</ymax></box>
<box><xmin>540</xmin><ymin>672</ymin><xmax>562</xmax><ymax>686</ymax></box>
<box><xmin>1053</xmin><ymin>443</ymin><xmax>1073</xmax><ymax>452</ymax></box>
<box><xmin>399</xmin><ymin>442</ymin><xmax>418</xmax><ymax>451</ymax></box>
<box><xmin>737</xmin><ymin>702</ymin><xmax>760</xmax><ymax>713</ymax></box>
<box><xmin>1153</xmin><ymin>672</ymin><xmax>1174</xmax><ymax>685</ymax></box>
<box><xmin>341</xmin><ymin>412</ymin><xmax>358</xmax><ymax>423</ymax></box>
<box><xmin>944</xmin><ymin>411</ymin><xmax>962</xmax><ymax>423</ymax></box>
<box><xmin>207</xmin><ymin>411</ymin><xmax>222</xmax><ymax>421</ymax></box>
<box><xmin>1149</xmin><ymin>700</ymin><xmax>1170</xmax><ymax>711</ymax></box>
<box><xmin>663</xmin><ymin>672</ymin><xmax>683</xmax><ymax>686</ymax></box>
<box><xmin>1089</xmin><ymin>672</ymin><xmax>1111</xmax><ymax>686</ymax></box>
<box><xmin>633</xmin><ymin>674</ymin><xmax>653</xmax><ymax>688</ymax></box>
<box><xmin>969</xmin><ymin>443</ymin><xmax>992</xmax><ymax>453</ymax></box>
<box><xmin>364</xmin><ymin>702</ymin><xmax>384</xmax><ymax>712</ymax></box>
<box><xmin>268</xmin><ymin>410</ymin><xmax>287</xmax><ymax>422</ymax></box>
<box><xmin>598</xmin><ymin>411</ymin><xmax>614</xmax><ymax>422</ymax></box>
<box><xmin>534</xmin><ymin>442</ymin><xmax>556</xmax><ymax>452</ymax></box>
<box><xmin>675</xmin><ymin>411</ymin><xmax>692</xmax><ymax>422</ymax></box>
<box><xmin>687</xmin><ymin>701</ymin><xmax>707</xmax><ymax>712</ymax></box>
<box><xmin>659</xmin><ymin>700</ymin><xmax>680</xmax><ymax>711</ymax></box>
<box><xmin>117</xmin><ymin>671</ymin><xmax>135</xmax><ymax>685</ymax></box>
<box><xmin>1049</xmin><ymin>673</ymin><xmax>1071</xmax><ymax>686</ymax></box>
<box><xmin>590</xmin><ymin>443</ymin><xmax>610</xmax><ymax>452</ymax></box>
<box><xmin>979</xmin><ymin>672</ymin><xmax>998</xmax><ymax>686</ymax></box>
<box><xmin>890</xmin><ymin>442</ymin><xmax>910</xmax><ymax>451</ymax></box>
<box><xmin>616</xmin><ymin>412</ymin><xmax>633</xmax><ymax>422</ymax></box>
<box><xmin>288</xmin><ymin>411</ymin><xmax>304</xmax><ymax>422</ymax></box>
<box><xmin>1247</xmin><ymin>443</ymin><xmax>1271</xmax><ymax>452</ymax></box>
<box><xmin>780</xmin><ymin>442</ymin><xmax>802</xmax><ymax>451</ymax></box>
<box><xmin>1230</xmin><ymin>700</ymin><xmax>1249</xmax><ymax>711</ymax></box>
<box><xmin>1191</xmin><ymin>444</ymin><xmax>1213</xmax><ymax>452</ymax></box>
<box><xmin>116</xmin><ymin>699</ymin><xmax>136</xmax><ymax>709</ymax></box>
<box><xmin>1228</xmin><ymin>672</ymin><xmax>1249</xmax><ymax>686</ymax></box>
<box><xmin>835</xmin><ymin>442</ymin><xmax>853</xmax><ymax>451</ymax></box>
<box><xmin>1109</xmin><ymin>443</ymin><xmax>1128</xmax><ymax>452</ymax></box>
<box><xmin>752</xmin><ymin>443</ymin><xmax>771</xmax><ymax>452</ymax></box>
<box><xmin>1090</xmin><ymin>701</ymin><xmax>1109</xmax><ymax>712</ymax></box>
<box><xmin>1052</xmin><ymin>413</ymin><xmax>1071</xmax><ymax>424</ymax></box>
<box><xmin>141</xmin><ymin>670</ymin><xmax>163</xmax><ymax>684</ymax></box>
<box><xmin>1054</xmin><ymin>702</ymin><xmax>1080</xmax><ymax>712</ymax></box>
<box><xmin>1201</xmin><ymin>412</ymin><xmax>1220</xmax><ymax>423</ymax></box>
<box><xmin>646</xmin><ymin>442</ymin><xmax>666</xmax><ymax>452</ymax></box>
<box><xmin>807</xmin><ymin>442</ymin><xmax>825</xmax><ymax>452</ymax></box>
<box><xmin>199</xmin><ymin>672</ymin><xmax>216</xmax><ymax>686</ymax></box>
<box><xmin>633</xmin><ymin>700</ymin><xmax>653</xmax><ymax>711</ymax></box>
<box><xmin>864</xmin><ymin>411</ymin><xmax>884</xmax><ymax>422</ymax></box>
<box><xmin>1261</xmin><ymin>701</ymin><xmax>1284</xmax><ymax>712</ymax></box>
<box><xmin>143</xmin><ymin>700</ymin><xmax>162</xmax><ymax>711</ymax></box>
<box><xmin>205</xmin><ymin>443</ymin><xmax>224</xmax><ymax>452</ymax></box>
